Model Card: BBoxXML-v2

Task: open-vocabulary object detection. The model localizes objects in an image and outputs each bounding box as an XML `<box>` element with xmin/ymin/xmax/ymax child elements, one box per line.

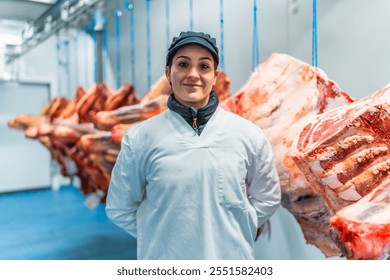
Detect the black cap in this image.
<box><xmin>166</xmin><ymin>31</ymin><xmax>219</xmax><ymax>66</ymax></box>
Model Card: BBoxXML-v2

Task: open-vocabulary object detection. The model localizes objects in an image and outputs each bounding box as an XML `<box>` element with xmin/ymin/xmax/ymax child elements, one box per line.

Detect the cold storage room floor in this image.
<box><xmin>0</xmin><ymin>185</ymin><xmax>137</xmax><ymax>260</ymax></box>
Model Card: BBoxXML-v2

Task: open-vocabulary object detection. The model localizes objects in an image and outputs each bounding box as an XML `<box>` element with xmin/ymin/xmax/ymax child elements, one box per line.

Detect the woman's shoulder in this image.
<box><xmin>124</xmin><ymin>111</ymin><xmax>168</xmax><ymax>140</ymax></box>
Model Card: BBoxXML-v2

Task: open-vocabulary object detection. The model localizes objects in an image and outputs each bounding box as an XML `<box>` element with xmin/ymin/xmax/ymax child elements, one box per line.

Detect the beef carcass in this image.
<box><xmin>93</xmin><ymin>75</ymin><xmax>171</xmax><ymax>130</ymax></box>
<box><xmin>57</xmin><ymin>87</ymin><xmax>87</xmax><ymax>119</ymax></box>
<box><xmin>221</xmin><ymin>53</ymin><xmax>354</xmax><ymax>257</ymax></box>
<box><xmin>330</xmin><ymin>180</ymin><xmax>390</xmax><ymax>260</ymax></box>
<box><xmin>77</xmin><ymin>83</ymin><xmax>112</xmax><ymax>123</ymax></box>
<box><xmin>291</xmin><ymin>84</ymin><xmax>390</xmax><ymax>259</ymax></box>
<box><xmin>40</xmin><ymin>97</ymin><xmax>69</xmax><ymax>120</ymax></box>
<box><xmin>94</xmin><ymin>96</ymin><xmax>168</xmax><ymax>131</ymax></box>
<box><xmin>74</xmin><ymin>131</ymin><xmax>120</xmax><ymax>198</ymax></box>
<box><xmin>7</xmin><ymin>95</ymin><xmax>71</xmax><ymax>131</ymax></box>
<box><xmin>104</xmin><ymin>83</ymin><xmax>140</xmax><ymax>111</ymax></box>
<box><xmin>141</xmin><ymin>75</ymin><xmax>172</xmax><ymax>102</ymax></box>
<box><xmin>7</xmin><ymin>115</ymin><xmax>48</xmax><ymax>131</ymax></box>
<box><xmin>291</xmin><ymin>85</ymin><xmax>390</xmax><ymax>213</ymax></box>
<box><xmin>111</xmin><ymin>123</ymin><xmax>138</xmax><ymax>146</ymax></box>
<box><xmin>214</xmin><ymin>70</ymin><xmax>232</xmax><ymax>101</ymax></box>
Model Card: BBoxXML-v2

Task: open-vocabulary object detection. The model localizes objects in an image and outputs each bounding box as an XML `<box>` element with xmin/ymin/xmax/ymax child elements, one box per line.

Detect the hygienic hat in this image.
<box><xmin>166</xmin><ymin>31</ymin><xmax>219</xmax><ymax>66</ymax></box>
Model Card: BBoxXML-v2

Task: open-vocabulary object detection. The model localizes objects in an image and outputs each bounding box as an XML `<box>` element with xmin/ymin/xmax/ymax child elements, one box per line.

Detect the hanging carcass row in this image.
<box><xmin>221</xmin><ymin>53</ymin><xmax>355</xmax><ymax>257</ymax></box>
<box><xmin>7</xmin><ymin>82</ymin><xmax>140</xmax><ymax>194</ymax></box>
<box><xmin>291</xmin><ymin>84</ymin><xmax>390</xmax><ymax>259</ymax></box>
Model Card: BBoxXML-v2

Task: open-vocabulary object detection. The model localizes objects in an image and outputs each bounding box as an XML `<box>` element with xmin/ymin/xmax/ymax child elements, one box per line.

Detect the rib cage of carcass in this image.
<box><xmin>221</xmin><ymin>53</ymin><xmax>355</xmax><ymax>258</ymax></box>
<box><xmin>291</xmin><ymin>85</ymin><xmax>390</xmax><ymax>260</ymax></box>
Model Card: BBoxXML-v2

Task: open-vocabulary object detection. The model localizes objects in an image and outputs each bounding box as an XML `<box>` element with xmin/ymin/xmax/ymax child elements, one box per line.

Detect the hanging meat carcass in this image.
<box><xmin>73</xmin><ymin>131</ymin><xmax>120</xmax><ymax>196</ymax></box>
<box><xmin>7</xmin><ymin>95</ymin><xmax>72</xmax><ymax>132</ymax></box>
<box><xmin>291</xmin><ymin>84</ymin><xmax>390</xmax><ymax>259</ymax></box>
<box><xmin>214</xmin><ymin>70</ymin><xmax>232</xmax><ymax>101</ymax></box>
<box><xmin>330</xmin><ymin>181</ymin><xmax>390</xmax><ymax>260</ymax></box>
<box><xmin>221</xmin><ymin>53</ymin><xmax>355</xmax><ymax>257</ymax></box>
<box><xmin>93</xmin><ymin>76</ymin><xmax>171</xmax><ymax>131</ymax></box>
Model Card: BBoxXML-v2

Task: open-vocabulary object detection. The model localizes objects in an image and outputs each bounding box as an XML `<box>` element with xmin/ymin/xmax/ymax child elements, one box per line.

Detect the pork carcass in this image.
<box><xmin>221</xmin><ymin>53</ymin><xmax>354</xmax><ymax>257</ymax></box>
<box><xmin>291</xmin><ymin>84</ymin><xmax>390</xmax><ymax>259</ymax></box>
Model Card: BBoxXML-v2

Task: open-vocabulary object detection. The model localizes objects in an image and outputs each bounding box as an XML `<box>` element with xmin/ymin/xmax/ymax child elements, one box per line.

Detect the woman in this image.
<box><xmin>106</xmin><ymin>31</ymin><xmax>281</xmax><ymax>260</ymax></box>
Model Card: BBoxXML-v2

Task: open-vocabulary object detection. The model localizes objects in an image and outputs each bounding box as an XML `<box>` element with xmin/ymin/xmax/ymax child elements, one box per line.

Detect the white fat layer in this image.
<box><xmin>338</xmin><ymin>185</ymin><xmax>362</xmax><ymax>201</ymax></box>
<box><xmin>308</xmin><ymin>160</ymin><xmax>324</xmax><ymax>173</ymax></box>
<box><xmin>338</xmin><ymin>185</ymin><xmax>390</xmax><ymax>224</ymax></box>
<box><xmin>321</xmin><ymin>174</ymin><xmax>343</xmax><ymax>189</ymax></box>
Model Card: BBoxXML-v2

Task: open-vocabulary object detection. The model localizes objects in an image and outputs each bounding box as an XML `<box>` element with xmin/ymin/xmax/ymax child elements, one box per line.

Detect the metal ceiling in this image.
<box><xmin>0</xmin><ymin>0</ymin><xmax>107</xmax><ymax>64</ymax></box>
<box><xmin>0</xmin><ymin>0</ymin><xmax>56</xmax><ymax>23</ymax></box>
<box><xmin>0</xmin><ymin>0</ymin><xmax>58</xmax><ymax>47</ymax></box>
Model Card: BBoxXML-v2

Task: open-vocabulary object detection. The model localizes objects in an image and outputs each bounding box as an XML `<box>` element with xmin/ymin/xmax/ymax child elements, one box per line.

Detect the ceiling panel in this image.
<box><xmin>0</xmin><ymin>0</ymin><xmax>52</xmax><ymax>22</ymax></box>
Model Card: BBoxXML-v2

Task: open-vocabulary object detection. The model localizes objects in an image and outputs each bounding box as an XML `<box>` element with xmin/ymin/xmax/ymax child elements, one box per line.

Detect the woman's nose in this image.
<box><xmin>188</xmin><ymin>67</ymin><xmax>200</xmax><ymax>78</ymax></box>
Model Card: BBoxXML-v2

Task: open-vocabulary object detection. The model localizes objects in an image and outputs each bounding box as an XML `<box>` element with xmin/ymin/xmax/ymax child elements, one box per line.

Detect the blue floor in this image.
<box><xmin>0</xmin><ymin>185</ymin><xmax>137</xmax><ymax>260</ymax></box>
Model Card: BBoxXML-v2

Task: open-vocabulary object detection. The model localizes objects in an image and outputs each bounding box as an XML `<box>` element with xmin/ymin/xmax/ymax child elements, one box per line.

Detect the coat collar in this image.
<box><xmin>167</xmin><ymin>91</ymin><xmax>219</xmax><ymax>132</ymax></box>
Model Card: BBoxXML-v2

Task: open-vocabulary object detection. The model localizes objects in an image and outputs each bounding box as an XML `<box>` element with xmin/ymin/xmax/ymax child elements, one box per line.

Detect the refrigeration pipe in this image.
<box><xmin>95</xmin><ymin>30</ymin><xmax>103</xmax><ymax>83</ymax></box>
<box><xmin>146</xmin><ymin>0</ymin><xmax>152</xmax><ymax>89</ymax></box>
<box><xmin>252</xmin><ymin>0</ymin><xmax>260</xmax><ymax>71</ymax></box>
<box><xmin>219</xmin><ymin>0</ymin><xmax>225</xmax><ymax>71</ymax></box>
<box><xmin>189</xmin><ymin>0</ymin><xmax>193</xmax><ymax>31</ymax></box>
<box><xmin>125</xmin><ymin>0</ymin><xmax>136</xmax><ymax>86</ymax></box>
<box><xmin>165</xmin><ymin>0</ymin><xmax>170</xmax><ymax>50</ymax></box>
<box><xmin>312</xmin><ymin>0</ymin><xmax>318</xmax><ymax>68</ymax></box>
<box><xmin>115</xmin><ymin>9</ymin><xmax>122</xmax><ymax>88</ymax></box>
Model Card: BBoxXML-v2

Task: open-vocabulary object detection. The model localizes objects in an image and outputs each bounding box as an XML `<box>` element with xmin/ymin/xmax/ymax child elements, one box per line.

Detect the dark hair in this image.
<box><xmin>166</xmin><ymin>31</ymin><xmax>219</xmax><ymax>68</ymax></box>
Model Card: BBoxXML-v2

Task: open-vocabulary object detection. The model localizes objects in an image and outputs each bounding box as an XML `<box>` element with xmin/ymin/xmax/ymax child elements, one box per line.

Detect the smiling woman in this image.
<box><xmin>166</xmin><ymin>44</ymin><xmax>217</xmax><ymax>109</ymax></box>
<box><xmin>105</xmin><ymin>30</ymin><xmax>281</xmax><ymax>260</ymax></box>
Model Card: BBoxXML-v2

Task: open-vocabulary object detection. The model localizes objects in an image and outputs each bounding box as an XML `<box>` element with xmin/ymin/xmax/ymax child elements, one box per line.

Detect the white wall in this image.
<box><xmin>288</xmin><ymin>0</ymin><xmax>390</xmax><ymax>99</ymax></box>
<box><xmin>0</xmin><ymin>82</ymin><xmax>51</xmax><ymax>193</ymax></box>
<box><xmin>14</xmin><ymin>28</ymin><xmax>95</xmax><ymax>99</ymax></box>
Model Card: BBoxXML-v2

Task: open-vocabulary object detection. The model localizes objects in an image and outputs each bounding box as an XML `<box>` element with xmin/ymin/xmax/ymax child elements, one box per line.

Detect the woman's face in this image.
<box><xmin>165</xmin><ymin>44</ymin><xmax>218</xmax><ymax>109</ymax></box>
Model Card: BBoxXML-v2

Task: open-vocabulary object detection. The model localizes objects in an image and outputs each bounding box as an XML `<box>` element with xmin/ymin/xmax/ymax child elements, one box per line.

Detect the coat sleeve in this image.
<box><xmin>105</xmin><ymin>132</ymin><xmax>145</xmax><ymax>238</ymax></box>
<box><xmin>247</xmin><ymin>133</ymin><xmax>281</xmax><ymax>228</ymax></box>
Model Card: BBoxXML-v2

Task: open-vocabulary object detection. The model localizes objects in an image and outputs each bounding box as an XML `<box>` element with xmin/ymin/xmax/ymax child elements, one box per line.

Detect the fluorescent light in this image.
<box><xmin>27</xmin><ymin>0</ymin><xmax>57</xmax><ymax>4</ymax></box>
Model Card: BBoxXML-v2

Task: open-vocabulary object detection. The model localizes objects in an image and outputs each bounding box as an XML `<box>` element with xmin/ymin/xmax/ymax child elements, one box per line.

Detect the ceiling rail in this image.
<box><xmin>6</xmin><ymin>0</ymin><xmax>107</xmax><ymax>64</ymax></box>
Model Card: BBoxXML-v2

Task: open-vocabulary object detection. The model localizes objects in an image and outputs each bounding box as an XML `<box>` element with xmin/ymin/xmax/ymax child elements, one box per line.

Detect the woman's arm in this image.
<box><xmin>247</xmin><ymin>135</ymin><xmax>281</xmax><ymax>228</ymax></box>
<box><xmin>105</xmin><ymin>133</ymin><xmax>145</xmax><ymax>238</ymax></box>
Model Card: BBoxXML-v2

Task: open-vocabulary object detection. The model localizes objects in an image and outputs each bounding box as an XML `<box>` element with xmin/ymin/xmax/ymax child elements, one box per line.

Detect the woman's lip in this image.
<box><xmin>184</xmin><ymin>84</ymin><xmax>202</xmax><ymax>87</ymax></box>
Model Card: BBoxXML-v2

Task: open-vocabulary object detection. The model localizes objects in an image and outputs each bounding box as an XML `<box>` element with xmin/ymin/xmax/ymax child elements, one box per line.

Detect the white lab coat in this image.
<box><xmin>106</xmin><ymin>107</ymin><xmax>281</xmax><ymax>259</ymax></box>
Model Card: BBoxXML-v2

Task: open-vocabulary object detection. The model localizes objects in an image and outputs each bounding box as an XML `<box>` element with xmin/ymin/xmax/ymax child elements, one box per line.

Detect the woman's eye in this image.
<box><xmin>200</xmin><ymin>64</ymin><xmax>210</xmax><ymax>69</ymax></box>
<box><xmin>178</xmin><ymin>62</ymin><xmax>188</xmax><ymax>68</ymax></box>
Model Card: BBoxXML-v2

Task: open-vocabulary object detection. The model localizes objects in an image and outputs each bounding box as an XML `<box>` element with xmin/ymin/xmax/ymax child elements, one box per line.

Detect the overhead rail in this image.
<box><xmin>6</xmin><ymin>0</ymin><xmax>107</xmax><ymax>64</ymax></box>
